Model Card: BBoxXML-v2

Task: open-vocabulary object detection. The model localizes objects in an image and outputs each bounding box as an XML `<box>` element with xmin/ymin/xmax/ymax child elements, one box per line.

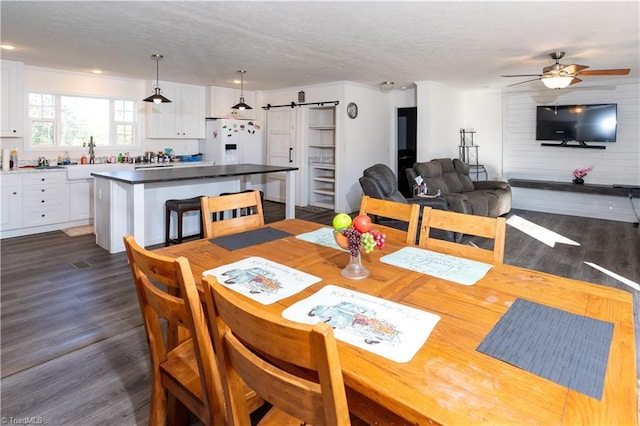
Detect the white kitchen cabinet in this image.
<box><xmin>146</xmin><ymin>81</ymin><xmax>205</xmax><ymax>139</ymax></box>
<box><xmin>307</xmin><ymin>106</ymin><xmax>336</xmax><ymax>209</ymax></box>
<box><xmin>69</xmin><ymin>179</ymin><xmax>93</xmax><ymax>221</ymax></box>
<box><xmin>1</xmin><ymin>60</ymin><xmax>25</xmax><ymax>137</ymax></box>
<box><xmin>1</xmin><ymin>174</ymin><xmax>23</xmax><ymax>231</ymax></box>
<box><xmin>208</xmin><ymin>86</ymin><xmax>256</xmax><ymax>119</ymax></box>
<box><xmin>22</xmin><ymin>172</ymin><xmax>69</xmax><ymax>227</ymax></box>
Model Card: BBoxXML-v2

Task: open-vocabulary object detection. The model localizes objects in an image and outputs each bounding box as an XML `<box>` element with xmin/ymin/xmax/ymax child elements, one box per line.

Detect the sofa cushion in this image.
<box><xmin>453</xmin><ymin>159</ymin><xmax>476</xmax><ymax>192</ymax></box>
<box><xmin>436</xmin><ymin>159</ymin><xmax>468</xmax><ymax>194</ymax></box>
<box><xmin>413</xmin><ymin>161</ymin><xmax>450</xmax><ymax>194</ymax></box>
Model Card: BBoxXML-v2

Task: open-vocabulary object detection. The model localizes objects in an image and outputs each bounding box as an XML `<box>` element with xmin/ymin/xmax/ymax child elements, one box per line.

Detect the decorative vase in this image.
<box><xmin>340</xmin><ymin>251</ymin><xmax>370</xmax><ymax>280</ymax></box>
<box><xmin>573</xmin><ymin>177</ymin><xmax>585</xmax><ymax>185</ymax></box>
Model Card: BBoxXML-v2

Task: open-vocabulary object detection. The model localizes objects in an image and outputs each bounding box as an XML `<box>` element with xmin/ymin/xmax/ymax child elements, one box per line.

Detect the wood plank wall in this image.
<box><xmin>502</xmin><ymin>79</ymin><xmax>640</xmax><ymax>222</ymax></box>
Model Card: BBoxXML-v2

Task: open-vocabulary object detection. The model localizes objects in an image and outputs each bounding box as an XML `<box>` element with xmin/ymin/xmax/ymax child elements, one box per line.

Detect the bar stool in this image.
<box><xmin>164</xmin><ymin>196</ymin><xmax>204</xmax><ymax>246</ymax></box>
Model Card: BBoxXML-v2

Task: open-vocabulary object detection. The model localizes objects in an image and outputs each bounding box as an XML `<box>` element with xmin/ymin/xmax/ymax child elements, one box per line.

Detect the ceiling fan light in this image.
<box><xmin>379</xmin><ymin>81</ymin><xmax>395</xmax><ymax>92</ymax></box>
<box><xmin>541</xmin><ymin>75</ymin><xmax>573</xmax><ymax>89</ymax></box>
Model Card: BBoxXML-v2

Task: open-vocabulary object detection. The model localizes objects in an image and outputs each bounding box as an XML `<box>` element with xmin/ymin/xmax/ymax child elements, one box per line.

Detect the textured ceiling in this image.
<box><xmin>1</xmin><ymin>1</ymin><xmax>638</xmax><ymax>91</ymax></box>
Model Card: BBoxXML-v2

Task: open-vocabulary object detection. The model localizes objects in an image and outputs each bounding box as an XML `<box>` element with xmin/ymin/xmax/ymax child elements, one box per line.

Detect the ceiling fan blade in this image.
<box><xmin>562</xmin><ymin>64</ymin><xmax>589</xmax><ymax>74</ymax></box>
<box><xmin>578</xmin><ymin>69</ymin><xmax>630</xmax><ymax>76</ymax></box>
<box><xmin>507</xmin><ymin>77</ymin><xmax>541</xmax><ymax>87</ymax></box>
<box><xmin>569</xmin><ymin>77</ymin><xmax>582</xmax><ymax>85</ymax></box>
<box><xmin>501</xmin><ymin>74</ymin><xmax>543</xmax><ymax>78</ymax></box>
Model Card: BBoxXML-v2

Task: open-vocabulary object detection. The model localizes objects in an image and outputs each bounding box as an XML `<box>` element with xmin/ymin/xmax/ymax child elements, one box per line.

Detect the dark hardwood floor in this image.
<box><xmin>1</xmin><ymin>202</ymin><xmax>638</xmax><ymax>425</ymax></box>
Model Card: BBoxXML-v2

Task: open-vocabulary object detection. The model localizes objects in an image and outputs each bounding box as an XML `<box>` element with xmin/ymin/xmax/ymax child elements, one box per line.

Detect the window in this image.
<box><xmin>28</xmin><ymin>93</ymin><xmax>136</xmax><ymax>148</ymax></box>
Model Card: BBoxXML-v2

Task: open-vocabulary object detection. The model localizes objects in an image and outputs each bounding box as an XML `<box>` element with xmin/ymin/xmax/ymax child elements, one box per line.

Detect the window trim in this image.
<box><xmin>25</xmin><ymin>91</ymin><xmax>141</xmax><ymax>152</ymax></box>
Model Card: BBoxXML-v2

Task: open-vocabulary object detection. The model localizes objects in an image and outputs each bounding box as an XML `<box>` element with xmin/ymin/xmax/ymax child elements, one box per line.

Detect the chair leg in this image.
<box><xmin>176</xmin><ymin>210</ymin><xmax>184</xmax><ymax>244</ymax></box>
<box><xmin>149</xmin><ymin>377</ymin><xmax>167</xmax><ymax>426</ymax></box>
<box><xmin>165</xmin><ymin>206</ymin><xmax>172</xmax><ymax>247</ymax></box>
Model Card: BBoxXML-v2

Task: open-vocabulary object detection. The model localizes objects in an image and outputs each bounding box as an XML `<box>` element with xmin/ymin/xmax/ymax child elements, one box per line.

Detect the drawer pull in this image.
<box><xmin>41</xmin><ymin>214</ymin><xmax>45</xmax><ymax>217</ymax></box>
<box><xmin>41</xmin><ymin>200</ymin><xmax>45</xmax><ymax>203</ymax></box>
<box><xmin>41</xmin><ymin>189</ymin><xmax>45</xmax><ymax>192</ymax></box>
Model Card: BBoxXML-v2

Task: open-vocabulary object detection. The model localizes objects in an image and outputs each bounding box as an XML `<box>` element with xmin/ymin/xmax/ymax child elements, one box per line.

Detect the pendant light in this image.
<box><xmin>143</xmin><ymin>54</ymin><xmax>172</xmax><ymax>103</ymax></box>
<box><xmin>231</xmin><ymin>70</ymin><xmax>252</xmax><ymax>110</ymax></box>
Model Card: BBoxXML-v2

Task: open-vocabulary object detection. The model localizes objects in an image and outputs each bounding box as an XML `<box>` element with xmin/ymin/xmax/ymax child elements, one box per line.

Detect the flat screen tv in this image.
<box><xmin>536</xmin><ymin>104</ymin><xmax>617</xmax><ymax>147</ymax></box>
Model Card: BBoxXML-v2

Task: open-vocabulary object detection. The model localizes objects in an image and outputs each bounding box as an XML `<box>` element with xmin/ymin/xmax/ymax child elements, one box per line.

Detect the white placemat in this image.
<box><xmin>282</xmin><ymin>285</ymin><xmax>440</xmax><ymax>363</ymax></box>
<box><xmin>295</xmin><ymin>227</ymin><xmax>345</xmax><ymax>251</ymax></box>
<box><xmin>380</xmin><ymin>246</ymin><xmax>492</xmax><ymax>286</ymax></box>
<box><xmin>203</xmin><ymin>256</ymin><xmax>321</xmax><ymax>305</ymax></box>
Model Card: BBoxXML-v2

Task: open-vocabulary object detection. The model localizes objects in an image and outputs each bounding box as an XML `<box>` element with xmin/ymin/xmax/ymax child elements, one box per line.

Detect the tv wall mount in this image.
<box><xmin>540</xmin><ymin>141</ymin><xmax>606</xmax><ymax>149</ymax></box>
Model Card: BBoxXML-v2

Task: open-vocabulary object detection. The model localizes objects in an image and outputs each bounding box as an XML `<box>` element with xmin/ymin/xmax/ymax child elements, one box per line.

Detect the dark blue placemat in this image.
<box><xmin>476</xmin><ymin>298</ymin><xmax>614</xmax><ymax>400</ymax></box>
<box><xmin>209</xmin><ymin>227</ymin><xmax>292</xmax><ymax>250</ymax></box>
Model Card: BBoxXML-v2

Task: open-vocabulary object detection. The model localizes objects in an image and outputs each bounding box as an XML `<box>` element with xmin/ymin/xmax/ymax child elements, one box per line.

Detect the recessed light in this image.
<box><xmin>0</xmin><ymin>44</ymin><xmax>16</xmax><ymax>50</ymax></box>
<box><xmin>91</xmin><ymin>69</ymin><xmax>103</xmax><ymax>74</ymax></box>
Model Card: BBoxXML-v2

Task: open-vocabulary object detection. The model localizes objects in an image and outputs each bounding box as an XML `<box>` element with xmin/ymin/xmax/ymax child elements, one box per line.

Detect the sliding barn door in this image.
<box><xmin>265</xmin><ymin>109</ymin><xmax>296</xmax><ymax>202</ymax></box>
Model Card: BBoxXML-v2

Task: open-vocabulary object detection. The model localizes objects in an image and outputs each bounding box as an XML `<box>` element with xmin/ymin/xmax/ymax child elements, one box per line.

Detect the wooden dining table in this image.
<box><xmin>156</xmin><ymin>218</ymin><xmax>638</xmax><ymax>425</ymax></box>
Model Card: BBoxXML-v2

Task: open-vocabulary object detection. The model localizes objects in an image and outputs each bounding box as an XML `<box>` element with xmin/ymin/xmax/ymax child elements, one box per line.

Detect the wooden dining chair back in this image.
<box><xmin>202</xmin><ymin>275</ymin><xmax>352</xmax><ymax>426</ymax></box>
<box><xmin>123</xmin><ymin>234</ymin><xmax>227</xmax><ymax>426</ymax></box>
<box><xmin>359</xmin><ymin>195</ymin><xmax>420</xmax><ymax>245</ymax></box>
<box><xmin>201</xmin><ymin>190</ymin><xmax>265</xmax><ymax>238</ymax></box>
<box><xmin>418</xmin><ymin>207</ymin><xmax>506</xmax><ymax>264</ymax></box>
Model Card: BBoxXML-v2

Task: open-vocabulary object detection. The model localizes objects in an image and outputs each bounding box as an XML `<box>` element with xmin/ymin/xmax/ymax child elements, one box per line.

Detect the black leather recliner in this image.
<box><xmin>359</xmin><ymin>164</ymin><xmax>456</xmax><ymax>242</ymax></box>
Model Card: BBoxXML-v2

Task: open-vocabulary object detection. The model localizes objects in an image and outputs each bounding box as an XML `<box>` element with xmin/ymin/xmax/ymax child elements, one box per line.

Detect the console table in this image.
<box><xmin>508</xmin><ymin>178</ymin><xmax>640</xmax><ymax>197</ymax></box>
<box><xmin>508</xmin><ymin>178</ymin><xmax>640</xmax><ymax>223</ymax></box>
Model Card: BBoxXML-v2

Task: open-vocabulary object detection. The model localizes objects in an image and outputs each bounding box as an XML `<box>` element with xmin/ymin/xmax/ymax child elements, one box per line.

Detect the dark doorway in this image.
<box><xmin>397</xmin><ymin>107</ymin><xmax>417</xmax><ymax>198</ymax></box>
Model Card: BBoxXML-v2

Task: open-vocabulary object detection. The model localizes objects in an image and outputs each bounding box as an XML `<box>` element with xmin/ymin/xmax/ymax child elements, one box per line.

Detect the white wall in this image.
<box><xmin>412</xmin><ymin>83</ymin><xmax>505</xmax><ymax>179</ymax></box>
<box><xmin>462</xmin><ymin>89</ymin><xmax>503</xmax><ymax>179</ymax></box>
<box><xmin>415</xmin><ymin>81</ymin><xmax>464</xmax><ymax>161</ymax></box>
<box><xmin>341</xmin><ymin>84</ymin><xmax>391</xmax><ymax>212</ymax></box>
<box><xmin>503</xmin><ymin>78</ymin><xmax>639</xmax><ymax>185</ymax></box>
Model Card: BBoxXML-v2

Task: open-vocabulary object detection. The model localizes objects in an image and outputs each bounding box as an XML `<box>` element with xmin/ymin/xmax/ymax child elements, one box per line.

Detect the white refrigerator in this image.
<box><xmin>199</xmin><ymin>118</ymin><xmax>263</xmax><ymax>165</ymax></box>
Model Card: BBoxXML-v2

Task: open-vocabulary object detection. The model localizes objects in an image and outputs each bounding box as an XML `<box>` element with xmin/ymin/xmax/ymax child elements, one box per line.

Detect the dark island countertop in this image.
<box><xmin>91</xmin><ymin>163</ymin><xmax>298</xmax><ymax>185</ymax></box>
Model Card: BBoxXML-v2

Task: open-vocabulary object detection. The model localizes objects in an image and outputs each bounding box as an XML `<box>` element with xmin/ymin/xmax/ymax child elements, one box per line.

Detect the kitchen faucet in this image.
<box><xmin>88</xmin><ymin>137</ymin><xmax>95</xmax><ymax>164</ymax></box>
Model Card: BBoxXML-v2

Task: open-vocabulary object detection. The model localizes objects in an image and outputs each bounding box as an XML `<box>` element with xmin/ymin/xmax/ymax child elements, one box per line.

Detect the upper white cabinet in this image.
<box><xmin>146</xmin><ymin>81</ymin><xmax>205</xmax><ymax>139</ymax></box>
<box><xmin>208</xmin><ymin>86</ymin><xmax>256</xmax><ymax>119</ymax></box>
<box><xmin>1</xmin><ymin>60</ymin><xmax>25</xmax><ymax>137</ymax></box>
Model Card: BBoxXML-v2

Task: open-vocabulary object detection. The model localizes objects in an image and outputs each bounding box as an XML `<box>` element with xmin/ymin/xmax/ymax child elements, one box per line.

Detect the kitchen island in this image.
<box><xmin>92</xmin><ymin>163</ymin><xmax>298</xmax><ymax>253</ymax></box>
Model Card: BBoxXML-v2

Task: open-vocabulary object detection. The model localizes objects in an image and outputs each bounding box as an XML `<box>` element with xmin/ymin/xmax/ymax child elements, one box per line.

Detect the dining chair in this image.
<box><xmin>418</xmin><ymin>207</ymin><xmax>506</xmax><ymax>264</ymax></box>
<box><xmin>123</xmin><ymin>235</ymin><xmax>263</xmax><ymax>426</ymax></box>
<box><xmin>201</xmin><ymin>190</ymin><xmax>265</xmax><ymax>238</ymax></box>
<box><xmin>359</xmin><ymin>195</ymin><xmax>420</xmax><ymax>245</ymax></box>
<box><xmin>202</xmin><ymin>275</ymin><xmax>355</xmax><ymax>426</ymax></box>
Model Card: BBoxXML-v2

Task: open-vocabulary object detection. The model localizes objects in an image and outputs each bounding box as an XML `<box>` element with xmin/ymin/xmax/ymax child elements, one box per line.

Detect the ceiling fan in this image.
<box><xmin>502</xmin><ymin>51</ymin><xmax>630</xmax><ymax>89</ymax></box>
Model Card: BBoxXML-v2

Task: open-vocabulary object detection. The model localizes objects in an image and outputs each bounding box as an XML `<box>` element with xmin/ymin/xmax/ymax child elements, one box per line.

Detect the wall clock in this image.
<box><xmin>347</xmin><ymin>102</ymin><xmax>358</xmax><ymax>119</ymax></box>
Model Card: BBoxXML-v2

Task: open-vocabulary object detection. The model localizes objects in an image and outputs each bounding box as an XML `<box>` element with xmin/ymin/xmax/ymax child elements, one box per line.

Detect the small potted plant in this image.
<box><xmin>573</xmin><ymin>166</ymin><xmax>593</xmax><ymax>184</ymax></box>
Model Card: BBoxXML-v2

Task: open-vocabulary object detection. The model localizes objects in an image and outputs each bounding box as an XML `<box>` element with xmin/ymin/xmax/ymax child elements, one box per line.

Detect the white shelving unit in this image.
<box><xmin>307</xmin><ymin>107</ymin><xmax>336</xmax><ymax>209</ymax></box>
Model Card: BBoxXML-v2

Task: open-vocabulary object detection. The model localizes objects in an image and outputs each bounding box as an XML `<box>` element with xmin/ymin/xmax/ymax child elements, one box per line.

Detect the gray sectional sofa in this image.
<box><xmin>406</xmin><ymin>158</ymin><xmax>511</xmax><ymax>217</ymax></box>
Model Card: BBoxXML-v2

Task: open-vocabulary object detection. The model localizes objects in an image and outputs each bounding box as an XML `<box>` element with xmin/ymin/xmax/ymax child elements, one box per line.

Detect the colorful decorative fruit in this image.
<box><xmin>333</xmin><ymin>231</ymin><xmax>350</xmax><ymax>250</ymax></box>
<box><xmin>332</xmin><ymin>213</ymin><xmax>352</xmax><ymax>231</ymax></box>
<box><xmin>352</xmin><ymin>214</ymin><xmax>372</xmax><ymax>233</ymax></box>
